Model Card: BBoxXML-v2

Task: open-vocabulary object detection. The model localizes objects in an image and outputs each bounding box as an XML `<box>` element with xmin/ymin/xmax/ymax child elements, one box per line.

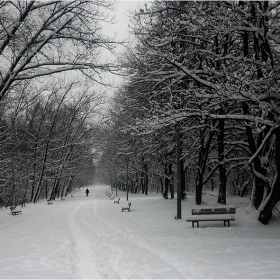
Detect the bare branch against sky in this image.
<box><xmin>102</xmin><ymin>0</ymin><xmax>146</xmax><ymax>96</ymax></box>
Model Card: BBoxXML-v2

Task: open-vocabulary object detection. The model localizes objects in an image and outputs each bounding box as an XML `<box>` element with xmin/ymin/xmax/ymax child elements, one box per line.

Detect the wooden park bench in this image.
<box><xmin>109</xmin><ymin>196</ymin><xmax>114</xmax><ymax>200</ymax></box>
<box><xmin>114</xmin><ymin>198</ymin><xmax>120</xmax><ymax>204</ymax></box>
<box><xmin>10</xmin><ymin>206</ymin><xmax>22</xmax><ymax>215</ymax></box>
<box><xmin>122</xmin><ymin>202</ymin><xmax>131</xmax><ymax>212</ymax></box>
<box><xmin>186</xmin><ymin>205</ymin><xmax>236</xmax><ymax>228</ymax></box>
<box><xmin>105</xmin><ymin>191</ymin><xmax>111</xmax><ymax>197</ymax></box>
<box><xmin>47</xmin><ymin>200</ymin><xmax>54</xmax><ymax>205</ymax></box>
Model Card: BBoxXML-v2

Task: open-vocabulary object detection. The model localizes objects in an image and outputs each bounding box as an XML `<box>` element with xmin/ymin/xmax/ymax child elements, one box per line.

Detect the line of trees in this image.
<box><xmin>1</xmin><ymin>80</ymin><xmax>104</xmax><ymax>206</ymax></box>
<box><xmin>98</xmin><ymin>1</ymin><xmax>280</xmax><ymax>225</ymax></box>
<box><xmin>0</xmin><ymin>0</ymin><xmax>118</xmax><ymax>207</ymax></box>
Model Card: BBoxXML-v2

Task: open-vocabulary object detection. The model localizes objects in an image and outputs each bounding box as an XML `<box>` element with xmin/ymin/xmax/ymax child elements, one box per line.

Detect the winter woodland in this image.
<box><xmin>0</xmin><ymin>0</ymin><xmax>280</xmax><ymax>232</ymax></box>
<box><xmin>98</xmin><ymin>0</ymin><xmax>280</xmax><ymax>226</ymax></box>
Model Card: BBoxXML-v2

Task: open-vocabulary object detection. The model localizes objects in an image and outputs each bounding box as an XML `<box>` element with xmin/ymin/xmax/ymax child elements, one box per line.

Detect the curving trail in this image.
<box><xmin>65</xmin><ymin>186</ymin><xmax>280</xmax><ymax>279</ymax></box>
<box><xmin>1</xmin><ymin>185</ymin><xmax>279</xmax><ymax>279</ymax></box>
<box><xmin>67</xmin><ymin>193</ymin><xmax>189</xmax><ymax>279</ymax></box>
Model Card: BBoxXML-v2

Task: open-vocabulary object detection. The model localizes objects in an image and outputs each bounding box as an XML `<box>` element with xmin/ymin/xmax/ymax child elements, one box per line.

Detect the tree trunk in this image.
<box><xmin>126</xmin><ymin>157</ymin><xmax>129</xmax><ymax>201</ymax></box>
<box><xmin>195</xmin><ymin>168</ymin><xmax>203</xmax><ymax>205</ymax></box>
<box><xmin>163</xmin><ymin>165</ymin><xmax>169</xmax><ymax>199</ymax></box>
<box><xmin>195</xmin><ymin>135</ymin><xmax>204</xmax><ymax>205</ymax></box>
<box><xmin>181</xmin><ymin>162</ymin><xmax>186</xmax><ymax>200</ymax></box>
<box><xmin>259</xmin><ymin>128</ymin><xmax>280</xmax><ymax>224</ymax></box>
<box><xmin>163</xmin><ymin>163</ymin><xmax>173</xmax><ymax>199</ymax></box>
<box><xmin>217</xmin><ymin>116</ymin><xmax>226</xmax><ymax>204</ymax></box>
<box><xmin>209</xmin><ymin>166</ymin><xmax>215</xmax><ymax>191</ymax></box>
<box><xmin>144</xmin><ymin>162</ymin><xmax>148</xmax><ymax>195</ymax></box>
<box><xmin>195</xmin><ymin>123</ymin><xmax>214</xmax><ymax>204</ymax></box>
<box><xmin>170</xmin><ymin>164</ymin><xmax>174</xmax><ymax>199</ymax></box>
<box><xmin>176</xmin><ymin>122</ymin><xmax>182</xmax><ymax>218</ymax></box>
<box><xmin>243</xmin><ymin>102</ymin><xmax>267</xmax><ymax>209</ymax></box>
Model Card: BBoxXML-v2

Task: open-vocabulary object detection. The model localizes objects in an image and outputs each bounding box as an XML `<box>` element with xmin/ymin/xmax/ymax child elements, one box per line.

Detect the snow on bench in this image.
<box><xmin>186</xmin><ymin>206</ymin><xmax>236</xmax><ymax>228</ymax></box>
<box><xmin>114</xmin><ymin>198</ymin><xmax>120</xmax><ymax>204</ymax></box>
<box><xmin>122</xmin><ymin>202</ymin><xmax>131</xmax><ymax>212</ymax></box>
<box><xmin>10</xmin><ymin>206</ymin><xmax>22</xmax><ymax>215</ymax></box>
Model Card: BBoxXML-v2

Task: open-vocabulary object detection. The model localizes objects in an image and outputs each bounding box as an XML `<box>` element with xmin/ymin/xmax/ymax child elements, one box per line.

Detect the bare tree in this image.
<box><xmin>0</xmin><ymin>0</ymin><xmax>118</xmax><ymax>101</ymax></box>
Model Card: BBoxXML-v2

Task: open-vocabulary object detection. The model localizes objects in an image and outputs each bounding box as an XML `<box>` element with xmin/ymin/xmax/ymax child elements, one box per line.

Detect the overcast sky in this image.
<box><xmin>112</xmin><ymin>0</ymin><xmax>145</xmax><ymax>41</ymax></box>
<box><xmin>100</xmin><ymin>0</ymin><xmax>146</xmax><ymax>97</ymax></box>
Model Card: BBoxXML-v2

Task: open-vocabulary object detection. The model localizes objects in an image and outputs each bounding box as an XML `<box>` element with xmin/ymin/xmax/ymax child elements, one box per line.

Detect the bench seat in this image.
<box><xmin>10</xmin><ymin>206</ymin><xmax>22</xmax><ymax>215</ymax></box>
<box><xmin>11</xmin><ymin>210</ymin><xmax>22</xmax><ymax>215</ymax></box>
<box><xmin>114</xmin><ymin>198</ymin><xmax>120</xmax><ymax>204</ymax></box>
<box><xmin>122</xmin><ymin>202</ymin><xmax>131</xmax><ymax>212</ymax></box>
<box><xmin>192</xmin><ymin>205</ymin><xmax>236</xmax><ymax>215</ymax></box>
<box><xmin>186</xmin><ymin>214</ymin><xmax>235</xmax><ymax>228</ymax></box>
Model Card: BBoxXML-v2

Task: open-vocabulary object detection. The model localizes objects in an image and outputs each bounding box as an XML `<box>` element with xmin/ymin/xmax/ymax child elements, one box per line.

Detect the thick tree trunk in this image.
<box><xmin>176</xmin><ymin>122</ymin><xmax>182</xmax><ymax>218</ymax></box>
<box><xmin>259</xmin><ymin>128</ymin><xmax>280</xmax><ymax>224</ymax></box>
<box><xmin>217</xmin><ymin>116</ymin><xmax>226</xmax><ymax>204</ymax></box>
<box><xmin>195</xmin><ymin>169</ymin><xmax>203</xmax><ymax>205</ymax></box>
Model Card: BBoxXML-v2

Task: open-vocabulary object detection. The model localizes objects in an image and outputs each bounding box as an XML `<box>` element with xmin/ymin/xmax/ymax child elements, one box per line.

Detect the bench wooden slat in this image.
<box><xmin>186</xmin><ymin>214</ymin><xmax>235</xmax><ymax>221</ymax></box>
<box><xmin>192</xmin><ymin>207</ymin><xmax>236</xmax><ymax>215</ymax></box>
<box><xmin>186</xmin><ymin>215</ymin><xmax>235</xmax><ymax>228</ymax></box>
<box><xmin>10</xmin><ymin>206</ymin><xmax>22</xmax><ymax>215</ymax></box>
<box><xmin>187</xmin><ymin>206</ymin><xmax>236</xmax><ymax>228</ymax></box>
<box><xmin>11</xmin><ymin>211</ymin><xmax>22</xmax><ymax>215</ymax></box>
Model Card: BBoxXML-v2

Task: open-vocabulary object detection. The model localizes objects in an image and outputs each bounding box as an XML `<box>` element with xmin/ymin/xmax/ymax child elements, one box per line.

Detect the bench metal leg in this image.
<box><xmin>192</xmin><ymin>221</ymin><xmax>199</xmax><ymax>228</ymax></box>
<box><xmin>224</xmin><ymin>221</ymin><xmax>230</xmax><ymax>227</ymax></box>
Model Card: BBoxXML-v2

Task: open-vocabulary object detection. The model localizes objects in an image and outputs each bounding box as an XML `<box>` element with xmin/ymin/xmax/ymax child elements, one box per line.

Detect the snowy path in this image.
<box><xmin>0</xmin><ymin>185</ymin><xmax>280</xmax><ymax>279</ymax></box>
<box><xmin>67</xmin><ymin>194</ymin><xmax>187</xmax><ymax>279</ymax></box>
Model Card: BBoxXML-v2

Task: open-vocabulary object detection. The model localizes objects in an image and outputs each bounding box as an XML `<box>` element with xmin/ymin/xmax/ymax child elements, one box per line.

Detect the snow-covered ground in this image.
<box><xmin>0</xmin><ymin>185</ymin><xmax>279</xmax><ymax>279</ymax></box>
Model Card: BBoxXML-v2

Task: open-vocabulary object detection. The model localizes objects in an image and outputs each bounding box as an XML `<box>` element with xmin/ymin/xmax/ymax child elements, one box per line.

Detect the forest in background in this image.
<box><xmin>98</xmin><ymin>1</ymin><xmax>280</xmax><ymax>225</ymax></box>
<box><xmin>1</xmin><ymin>1</ymin><xmax>280</xmax><ymax>226</ymax></box>
<box><xmin>0</xmin><ymin>0</ymin><xmax>117</xmax><ymax>206</ymax></box>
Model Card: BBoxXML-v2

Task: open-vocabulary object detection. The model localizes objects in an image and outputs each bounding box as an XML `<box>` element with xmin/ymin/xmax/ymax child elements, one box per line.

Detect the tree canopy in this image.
<box><xmin>99</xmin><ymin>1</ymin><xmax>280</xmax><ymax>225</ymax></box>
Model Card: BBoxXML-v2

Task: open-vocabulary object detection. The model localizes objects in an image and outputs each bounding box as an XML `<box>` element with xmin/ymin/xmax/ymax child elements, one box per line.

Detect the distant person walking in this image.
<box><xmin>86</xmin><ymin>188</ymin><xmax>89</xmax><ymax>197</ymax></box>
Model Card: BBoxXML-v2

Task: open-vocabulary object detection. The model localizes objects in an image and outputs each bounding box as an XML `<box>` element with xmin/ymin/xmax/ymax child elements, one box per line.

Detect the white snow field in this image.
<box><xmin>0</xmin><ymin>185</ymin><xmax>279</xmax><ymax>279</ymax></box>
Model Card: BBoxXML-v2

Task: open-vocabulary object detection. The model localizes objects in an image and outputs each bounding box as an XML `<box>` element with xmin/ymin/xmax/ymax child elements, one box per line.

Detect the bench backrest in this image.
<box><xmin>192</xmin><ymin>207</ymin><xmax>236</xmax><ymax>215</ymax></box>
